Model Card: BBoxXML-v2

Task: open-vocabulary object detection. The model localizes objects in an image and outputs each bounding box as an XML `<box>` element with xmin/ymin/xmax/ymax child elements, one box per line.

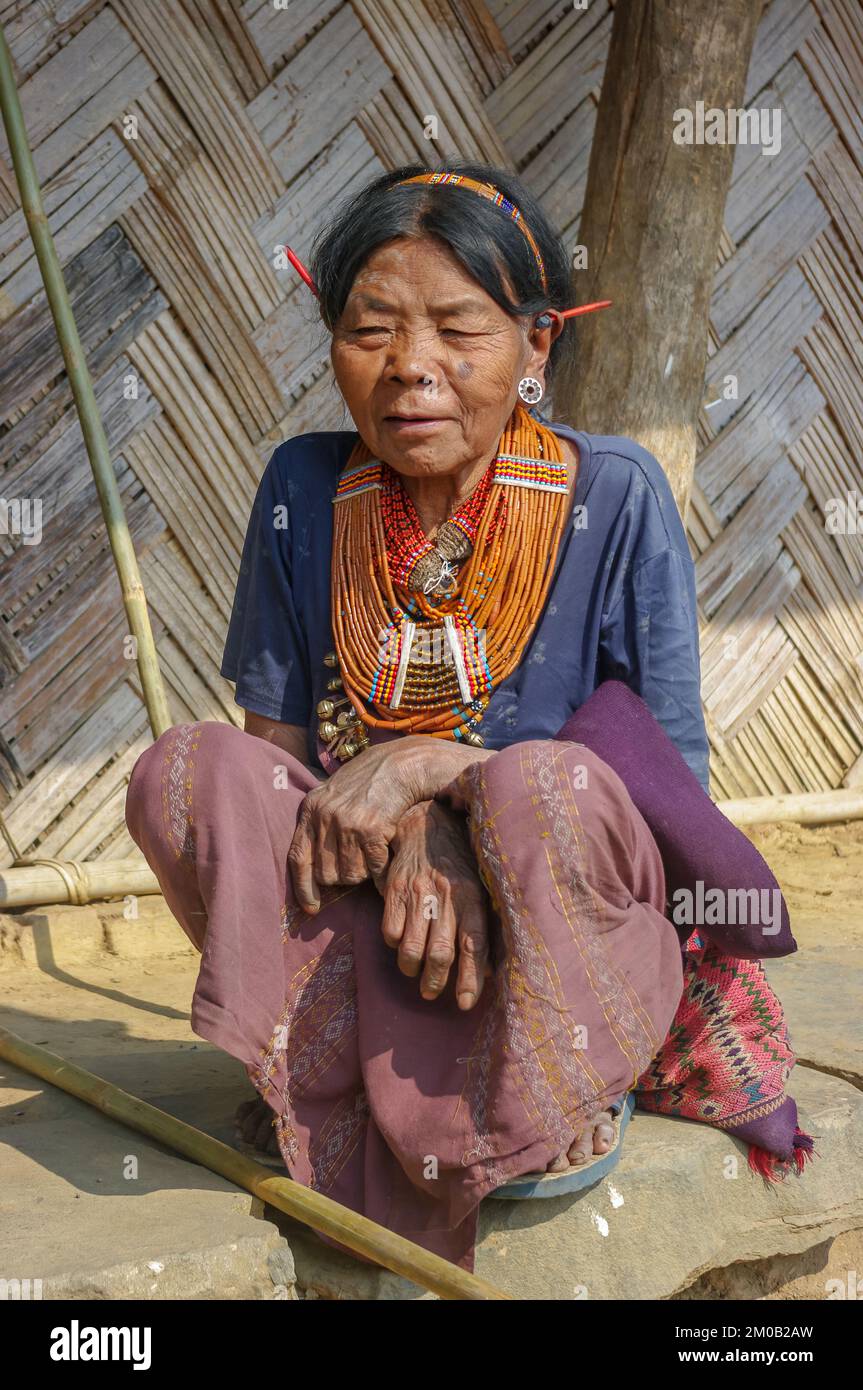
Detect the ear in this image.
<box><xmin>524</xmin><ymin>312</ymin><xmax>564</xmax><ymax>384</ymax></box>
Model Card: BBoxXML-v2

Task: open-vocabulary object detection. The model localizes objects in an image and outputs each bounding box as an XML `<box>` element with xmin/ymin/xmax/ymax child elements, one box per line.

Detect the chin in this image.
<box><xmin>374</xmin><ymin>431</ymin><xmax>462</xmax><ymax>477</ymax></box>
<box><xmin>387</xmin><ymin>458</ymin><xmax>453</xmax><ymax>479</ymax></box>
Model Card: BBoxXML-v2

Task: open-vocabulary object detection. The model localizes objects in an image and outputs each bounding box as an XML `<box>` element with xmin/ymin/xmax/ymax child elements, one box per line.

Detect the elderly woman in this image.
<box><xmin>127</xmin><ymin>165</ymin><xmax>808</xmax><ymax>1270</ymax></box>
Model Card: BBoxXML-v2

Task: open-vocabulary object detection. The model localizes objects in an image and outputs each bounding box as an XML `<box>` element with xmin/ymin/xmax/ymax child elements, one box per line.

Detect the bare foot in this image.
<box><xmin>546</xmin><ymin>1108</ymin><xmax>617</xmax><ymax>1172</ymax></box>
<box><xmin>235</xmin><ymin>1096</ymin><xmax>281</xmax><ymax>1157</ymax></box>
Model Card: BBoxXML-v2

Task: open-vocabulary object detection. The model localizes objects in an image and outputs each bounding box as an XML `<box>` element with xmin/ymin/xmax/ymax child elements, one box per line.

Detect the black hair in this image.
<box><xmin>309</xmin><ymin>161</ymin><xmax>572</xmax><ymax>379</ymax></box>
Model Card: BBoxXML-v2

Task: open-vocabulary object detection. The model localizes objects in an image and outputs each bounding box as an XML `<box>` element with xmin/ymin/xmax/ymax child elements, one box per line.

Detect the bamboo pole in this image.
<box><xmin>715</xmin><ymin>786</ymin><xmax>863</xmax><ymax>827</ymax></box>
<box><xmin>0</xmin><ymin>857</ymin><xmax>159</xmax><ymax>908</ymax></box>
<box><xmin>0</xmin><ymin>23</ymin><xmax>171</xmax><ymax>739</ymax></box>
<box><xmin>0</xmin><ymin>1026</ymin><xmax>509</xmax><ymax>1301</ymax></box>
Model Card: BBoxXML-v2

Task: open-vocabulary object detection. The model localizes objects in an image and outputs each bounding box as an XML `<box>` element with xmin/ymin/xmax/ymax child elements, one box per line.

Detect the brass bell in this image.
<box><xmin>342</xmin><ymin>724</ymin><xmax>370</xmax><ymax>757</ymax></box>
<box><xmin>318</xmin><ymin>721</ymin><xmax>338</xmax><ymax>741</ymax></box>
<box><xmin>316</xmin><ymin>698</ymin><xmax>336</xmax><ymax>718</ymax></box>
<box><xmin>323</xmin><ymin>651</ymin><xmax>339</xmax><ymax>667</ymax></box>
<box><xmin>464</xmin><ymin>731</ymin><xmax>485</xmax><ymax>747</ymax></box>
<box><xmin>336</xmin><ymin>710</ymin><xmax>358</xmax><ymax>729</ymax></box>
<box><xmin>326</xmin><ymin>676</ymin><xmax>343</xmax><ymax>692</ymax></box>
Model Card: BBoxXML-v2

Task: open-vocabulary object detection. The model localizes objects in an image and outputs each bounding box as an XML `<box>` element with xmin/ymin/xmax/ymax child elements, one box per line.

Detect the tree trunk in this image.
<box><xmin>555</xmin><ymin>0</ymin><xmax>762</xmax><ymax>518</ymax></box>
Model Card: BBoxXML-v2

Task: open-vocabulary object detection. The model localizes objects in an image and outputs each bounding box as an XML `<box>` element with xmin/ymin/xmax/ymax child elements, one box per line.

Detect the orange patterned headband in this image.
<box><xmin>283</xmin><ymin>173</ymin><xmax>613</xmax><ymax>322</ymax></box>
<box><xmin>395</xmin><ymin>171</ymin><xmax>549</xmax><ymax>293</ymax></box>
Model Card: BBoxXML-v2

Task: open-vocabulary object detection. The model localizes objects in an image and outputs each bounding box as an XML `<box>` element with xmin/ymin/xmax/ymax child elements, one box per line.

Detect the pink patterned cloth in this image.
<box><xmin>635</xmin><ymin>934</ymin><xmax>809</xmax><ymax>1175</ymax></box>
<box><xmin>126</xmin><ymin>722</ymin><xmax>684</xmax><ymax>1268</ymax></box>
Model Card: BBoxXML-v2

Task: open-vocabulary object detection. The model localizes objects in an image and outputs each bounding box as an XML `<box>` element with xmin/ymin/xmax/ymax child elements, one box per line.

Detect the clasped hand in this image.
<box><xmin>287</xmin><ymin>737</ymin><xmax>493</xmax><ymax>1009</ymax></box>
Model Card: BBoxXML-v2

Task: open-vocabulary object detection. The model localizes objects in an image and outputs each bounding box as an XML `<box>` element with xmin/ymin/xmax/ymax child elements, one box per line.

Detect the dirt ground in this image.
<box><xmin>743</xmin><ymin>818</ymin><xmax>863</xmax><ymax>947</ymax></box>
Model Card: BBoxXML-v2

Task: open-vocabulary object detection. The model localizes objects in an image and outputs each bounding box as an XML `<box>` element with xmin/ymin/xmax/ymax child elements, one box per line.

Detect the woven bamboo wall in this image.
<box><xmin>0</xmin><ymin>0</ymin><xmax>861</xmax><ymax>868</ymax></box>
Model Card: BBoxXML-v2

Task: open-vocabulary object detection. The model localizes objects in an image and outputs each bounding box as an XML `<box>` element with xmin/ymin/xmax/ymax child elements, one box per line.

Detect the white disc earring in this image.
<box><xmin>518</xmin><ymin>376</ymin><xmax>543</xmax><ymax>405</ymax></box>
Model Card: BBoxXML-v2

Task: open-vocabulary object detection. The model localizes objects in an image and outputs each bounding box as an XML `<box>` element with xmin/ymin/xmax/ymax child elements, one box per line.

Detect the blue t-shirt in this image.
<box><xmin>221</xmin><ymin>422</ymin><xmax>711</xmax><ymax>791</ymax></box>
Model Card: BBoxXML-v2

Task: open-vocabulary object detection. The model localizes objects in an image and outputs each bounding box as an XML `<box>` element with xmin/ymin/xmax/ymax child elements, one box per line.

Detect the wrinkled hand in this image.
<box><xmin>377</xmin><ymin>799</ymin><xmax>491</xmax><ymax>1010</ymax></box>
<box><xmin>288</xmin><ymin>735</ymin><xmax>494</xmax><ymax>914</ymax></box>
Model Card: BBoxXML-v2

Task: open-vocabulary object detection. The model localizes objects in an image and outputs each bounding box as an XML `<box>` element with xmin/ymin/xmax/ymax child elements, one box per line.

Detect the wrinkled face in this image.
<box><xmin>330</xmin><ymin>236</ymin><xmax>556</xmax><ymax>478</ymax></box>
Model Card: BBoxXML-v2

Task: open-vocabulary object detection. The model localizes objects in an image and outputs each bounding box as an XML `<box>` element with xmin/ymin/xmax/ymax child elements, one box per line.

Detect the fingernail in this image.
<box><xmin>458</xmin><ymin>991</ymin><xmax>475</xmax><ymax>1009</ymax></box>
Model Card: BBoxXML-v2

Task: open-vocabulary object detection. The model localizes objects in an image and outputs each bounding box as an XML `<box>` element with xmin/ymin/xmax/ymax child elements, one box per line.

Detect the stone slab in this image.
<box><xmin>0</xmin><ymin>1062</ymin><xmax>295</xmax><ymax>1300</ymax></box>
<box><xmin>286</xmin><ymin>1067</ymin><xmax>863</xmax><ymax>1300</ymax></box>
<box><xmin>765</xmin><ymin>945</ymin><xmax>863</xmax><ymax>1089</ymax></box>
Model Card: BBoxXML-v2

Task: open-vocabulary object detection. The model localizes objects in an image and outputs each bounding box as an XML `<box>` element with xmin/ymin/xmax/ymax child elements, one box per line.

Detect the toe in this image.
<box><xmin>235</xmin><ymin>1096</ymin><xmax>277</xmax><ymax>1148</ymax></box>
<box><xmin>253</xmin><ymin>1110</ymin><xmax>275</xmax><ymax>1150</ymax></box>
<box><xmin>567</xmin><ymin>1110</ymin><xmax>616</xmax><ymax>1165</ymax></box>
<box><xmin>235</xmin><ymin>1098</ymin><xmax>258</xmax><ymax>1130</ymax></box>
<box><xmin>546</xmin><ymin>1150</ymin><xmax>571</xmax><ymax>1173</ymax></box>
<box><xmin>592</xmin><ymin>1115</ymin><xmax>616</xmax><ymax>1154</ymax></box>
<box><xmin>237</xmin><ymin>1099</ymin><xmax>266</xmax><ymax>1143</ymax></box>
<box><xmin>567</xmin><ymin>1128</ymin><xmax>594</xmax><ymax>1165</ymax></box>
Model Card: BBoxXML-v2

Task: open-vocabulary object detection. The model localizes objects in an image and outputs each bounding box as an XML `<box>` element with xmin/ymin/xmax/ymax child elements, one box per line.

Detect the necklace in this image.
<box><xmin>380</xmin><ymin>461</ymin><xmax>503</xmax><ymax>595</ymax></box>
<box><xmin>320</xmin><ymin>403</ymin><xmax>569</xmax><ymax>759</ymax></box>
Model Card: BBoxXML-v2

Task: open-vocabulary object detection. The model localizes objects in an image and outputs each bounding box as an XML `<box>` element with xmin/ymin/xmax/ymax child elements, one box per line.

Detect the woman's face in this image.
<box><xmin>330</xmin><ymin>235</ymin><xmax>558</xmax><ymax>478</ymax></box>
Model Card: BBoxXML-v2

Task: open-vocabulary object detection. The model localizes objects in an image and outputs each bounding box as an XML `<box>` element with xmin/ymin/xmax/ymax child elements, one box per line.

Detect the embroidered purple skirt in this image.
<box><xmin>126</xmin><ymin>722</ymin><xmax>685</xmax><ymax>1267</ymax></box>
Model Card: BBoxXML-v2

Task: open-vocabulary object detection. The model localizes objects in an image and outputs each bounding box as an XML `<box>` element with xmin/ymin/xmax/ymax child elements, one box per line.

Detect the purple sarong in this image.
<box><xmin>126</xmin><ymin>723</ymin><xmax>683</xmax><ymax>1268</ymax></box>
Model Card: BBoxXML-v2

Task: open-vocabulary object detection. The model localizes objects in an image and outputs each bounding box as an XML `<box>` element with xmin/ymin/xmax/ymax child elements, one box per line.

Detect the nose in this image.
<box><xmin>383</xmin><ymin>331</ymin><xmax>439</xmax><ymax>391</ymax></box>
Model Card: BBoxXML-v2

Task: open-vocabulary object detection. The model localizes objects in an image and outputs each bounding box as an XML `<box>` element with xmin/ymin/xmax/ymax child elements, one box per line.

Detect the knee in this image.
<box><xmin>189</xmin><ymin>720</ymin><xmax>275</xmax><ymax>807</ymax></box>
<box><xmin>184</xmin><ymin>719</ymin><xmax>252</xmax><ymax>771</ymax></box>
<box><xmin>126</xmin><ymin>721</ymin><xmax>247</xmax><ymax>847</ymax></box>
<box><xmin>490</xmin><ymin>739</ymin><xmax>641</xmax><ymax>856</ymax></box>
<box><xmin>557</xmin><ymin>743</ymin><xmax>620</xmax><ymax>806</ymax></box>
<box><xmin>495</xmin><ymin>739</ymin><xmax>621</xmax><ymax>811</ymax></box>
<box><xmin>125</xmin><ymin>729</ymin><xmax>171</xmax><ymax>843</ymax></box>
<box><xmin>554</xmin><ymin>741</ymin><xmax>640</xmax><ymax>843</ymax></box>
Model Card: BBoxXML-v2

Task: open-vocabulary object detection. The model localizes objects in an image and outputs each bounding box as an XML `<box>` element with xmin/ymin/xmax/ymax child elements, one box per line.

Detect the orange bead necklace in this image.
<box><xmin>322</xmin><ymin>403</ymin><xmax>570</xmax><ymax>758</ymax></box>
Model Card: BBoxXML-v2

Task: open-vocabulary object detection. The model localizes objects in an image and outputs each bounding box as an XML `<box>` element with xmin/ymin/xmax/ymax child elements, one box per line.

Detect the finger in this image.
<box><xmin>381</xmin><ymin>877</ymin><xmax>408</xmax><ymax>947</ymax></box>
<box><xmin>287</xmin><ymin>813</ymin><xmax>320</xmax><ymax>914</ymax></box>
<box><xmin>455</xmin><ymin>896</ymin><xmax>489</xmax><ymax>1010</ymax></box>
<box><xmin>336</xmin><ymin>829</ymin><xmax>371</xmax><ymax>886</ymax></box>
<box><xmin>313</xmin><ymin>816</ymin><xmax>341</xmax><ymax>887</ymax></box>
<box><xmin>360</xmin><ymin>835</ymin><xmax>391</xmax><ymax>880</ymax></box>
<box><xmin>420</xmin><ymin>889</ymin><xmax>457</xmax><ymax>1000</ymax></box>
<box><xmin>398</xmin><ymin>885</ymin><xmax>432</xmax><ymax>978</ymax></box>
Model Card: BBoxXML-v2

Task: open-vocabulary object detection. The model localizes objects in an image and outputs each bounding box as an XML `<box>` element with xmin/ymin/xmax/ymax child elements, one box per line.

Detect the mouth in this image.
<box><xmin>382</xmin><ymin>414</ymin><xmax>452</xmax><ymax>432</ymax></box>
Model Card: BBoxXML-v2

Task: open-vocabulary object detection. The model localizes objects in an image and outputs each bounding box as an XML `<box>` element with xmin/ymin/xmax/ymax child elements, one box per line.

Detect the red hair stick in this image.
<box><xmin>559</xmin><ymin>299</ymin><xmax>612</xmax><ymax>319</ymax></box>
<box><xmin>284</xmin><ymin>245</ymin><xmax>319</xmax><ymax>297</ymax></box>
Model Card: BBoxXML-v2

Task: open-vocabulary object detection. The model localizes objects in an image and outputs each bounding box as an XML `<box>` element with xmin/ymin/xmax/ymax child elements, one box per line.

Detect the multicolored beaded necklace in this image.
<box><xmin>319</xmin><ymin>403</ymin><xmax>570</xmax><ymax>760</ymax></box>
